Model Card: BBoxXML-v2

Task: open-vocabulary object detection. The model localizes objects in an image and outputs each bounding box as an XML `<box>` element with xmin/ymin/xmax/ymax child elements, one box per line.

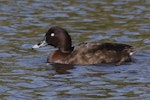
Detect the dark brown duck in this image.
<box><xmin>32</xmin><ymin>26</ymin><xmax>136</xmax><ymax>65</ymax></box>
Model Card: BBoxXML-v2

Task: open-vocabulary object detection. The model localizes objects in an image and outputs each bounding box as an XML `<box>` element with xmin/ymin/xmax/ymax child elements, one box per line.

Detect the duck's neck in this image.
<box><xmin>59</xmin><ymin>34</ymin><xmax>73</xmax><ymax>53</ymax></box>
<box><xmin>60</xmin><ymin>47</ymin><xmax>73</xmax><ymax>53</ymax></box>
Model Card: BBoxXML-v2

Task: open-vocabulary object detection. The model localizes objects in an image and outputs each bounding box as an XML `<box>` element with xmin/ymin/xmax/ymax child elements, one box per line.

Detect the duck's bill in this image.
<box><xmin>32</xmin><ymin>40</ymin><xmax>48</xmax><ymax>49</ymax></box>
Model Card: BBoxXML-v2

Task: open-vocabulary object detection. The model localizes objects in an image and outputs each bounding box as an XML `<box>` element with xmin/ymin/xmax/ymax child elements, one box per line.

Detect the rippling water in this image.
<box><xmin>0</xmin><ymin>0</ymin><xmax>150</xmax><ymax>100</ymax></box>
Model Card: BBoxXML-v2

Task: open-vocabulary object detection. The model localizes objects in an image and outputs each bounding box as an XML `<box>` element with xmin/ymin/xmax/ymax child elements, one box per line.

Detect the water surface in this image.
<box><xmin>0</xmin><ymin>0</ymin><xmax>150</xmax><ymax>100</ymax></box>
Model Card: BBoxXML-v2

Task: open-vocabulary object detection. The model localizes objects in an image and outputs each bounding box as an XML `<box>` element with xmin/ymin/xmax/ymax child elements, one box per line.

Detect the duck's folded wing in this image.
<box><xmin>73</xmin><ymin>42</ymin><xmax>134</xmax><ymax>55</ymax></box>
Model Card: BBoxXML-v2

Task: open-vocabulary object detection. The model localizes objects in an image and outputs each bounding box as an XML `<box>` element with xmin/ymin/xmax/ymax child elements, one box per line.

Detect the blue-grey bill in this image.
<box><xmin>32</xmin><ymin>40</ymin><xmax>47</xmax><ymax>49</ymax></box>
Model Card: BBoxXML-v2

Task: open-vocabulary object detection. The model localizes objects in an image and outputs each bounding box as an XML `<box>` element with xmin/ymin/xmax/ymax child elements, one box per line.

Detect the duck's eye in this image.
<box><xmin>50</xmin><ymin>33</ymin><xmax>55</xmax><ymax>37</ymax></box>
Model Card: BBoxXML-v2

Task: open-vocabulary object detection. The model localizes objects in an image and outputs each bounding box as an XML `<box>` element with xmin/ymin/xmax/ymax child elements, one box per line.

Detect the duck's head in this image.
<box><xmin>32</xmin><ymin>26</ymin><xmax>72</xmax><ymax>53</ymax></box>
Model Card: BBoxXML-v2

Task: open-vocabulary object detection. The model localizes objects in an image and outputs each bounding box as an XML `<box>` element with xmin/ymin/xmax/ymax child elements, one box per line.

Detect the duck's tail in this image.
<box><xmin>129</xmin><ymin>47</ymin><xmax>145</xmax><ymax>56</ymax></box>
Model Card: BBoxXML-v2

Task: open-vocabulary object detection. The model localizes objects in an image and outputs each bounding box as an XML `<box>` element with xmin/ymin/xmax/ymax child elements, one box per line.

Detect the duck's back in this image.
<box><xmin>65</xmin><ymin>42</ymin><xmax>135</xmax><ymax>65</ymax></box>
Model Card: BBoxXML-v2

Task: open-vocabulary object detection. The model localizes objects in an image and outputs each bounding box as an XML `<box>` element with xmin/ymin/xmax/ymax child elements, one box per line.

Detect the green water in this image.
<box><xmin>0</xmin><ymin>0</ymin><xmax>150</xmax><ymax>100</ymax></box>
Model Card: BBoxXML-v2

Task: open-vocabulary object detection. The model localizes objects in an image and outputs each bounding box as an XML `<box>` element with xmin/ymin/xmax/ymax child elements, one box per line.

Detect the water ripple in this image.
<box><xmin>0</xmin><ymin>0</ymin><xmax>150</xmax><ymax>100</ymax></box>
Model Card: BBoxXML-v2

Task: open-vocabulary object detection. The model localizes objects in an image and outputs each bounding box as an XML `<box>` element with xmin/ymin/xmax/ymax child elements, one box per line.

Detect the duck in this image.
<box><xmin>32</xmin><ymin>26</ymin><xmax>136</xmax><ymax>65</ymax></box>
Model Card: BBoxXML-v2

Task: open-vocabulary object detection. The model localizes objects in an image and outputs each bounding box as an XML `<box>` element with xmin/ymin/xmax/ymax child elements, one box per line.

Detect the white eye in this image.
<box><xmin>51</xmin><ymin>33</ymin><xmax>55</xmax><ymax>37</ymax></box>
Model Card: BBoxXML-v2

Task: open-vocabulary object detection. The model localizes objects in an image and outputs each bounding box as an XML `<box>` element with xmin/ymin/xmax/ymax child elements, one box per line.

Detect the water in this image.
<box><xmin>0</xmin><ymin>0</ymin><xmax>150</xmax><ymax>100</ymax></box>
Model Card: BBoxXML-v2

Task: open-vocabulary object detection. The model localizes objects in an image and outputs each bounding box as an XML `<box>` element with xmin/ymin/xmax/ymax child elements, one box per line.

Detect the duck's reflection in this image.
<box><xmin>51</xmin><ymin>63</ymin><xmax>74</xmax><ymax>74</ymax></box>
